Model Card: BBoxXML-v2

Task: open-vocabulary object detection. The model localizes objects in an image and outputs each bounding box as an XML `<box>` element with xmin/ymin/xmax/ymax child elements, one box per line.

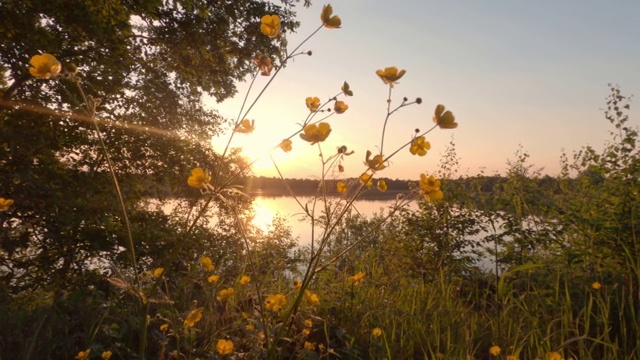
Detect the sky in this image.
<box><xmin>209</xmin><ymin>0</ymin><xmax>640</xmax><ymax>180</ymax></box>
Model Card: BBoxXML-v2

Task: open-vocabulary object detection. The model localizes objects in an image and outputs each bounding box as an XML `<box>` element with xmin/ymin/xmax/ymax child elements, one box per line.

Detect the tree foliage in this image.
<box><xmin>0</xmin><ymin>0</ymin><xmax>306</xmax><ymax>292</ymax></box>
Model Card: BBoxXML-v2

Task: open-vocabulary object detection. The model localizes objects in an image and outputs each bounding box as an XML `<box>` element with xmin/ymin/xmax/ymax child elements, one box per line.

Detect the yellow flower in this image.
<box><xmin>293</xmin><ymin>279</ymin><xmax>302</xmax><ymax>290</ymax></box>
<box><xmin>208</xmin><ymin>274</ymin><xmax>220</xmax><ymax>283</ymax></box>
<box><xmin>253</xmin><ymin>54</ymin><xmax>273</xmax><ymax>76</ymax></box>
<box><xmin>320</xmin><ymin>4</ymin><xmax>341</xmax><ymax>29</ymax></box>
<box><xmin>359</xmin><ymin>173</ymin><xmax>373</xmax><ymax>187</ymax></box>
<box><xmin>410</xmin><ymin>136</ymin><xmax>431</xmax><ymax>156</ymax></box>
<box><xmin>377</xmin><ymin>180</ymin><xmax>388</xmax><ymax>192</ymax></box>
<box><xmin>101</xmin><ymin>350</ymin><xmax>113</xmax><ymax>360</ymax></box>
<box><xmin>302</xmin><ymin>328</ymin><xmax>310</xmax><ymax>336</ymax></box>
<box><xmin>341</xmin><ymin>81</ymin><xmax>353</xmax><ymax>96</ymax></box>
<box><xmin>337</xmin><ymin>181</ymin><xmax>348</xmax><ymax>193</ymax></box>
<box><xmin>419</xmin><ymin>174</ymin><xmax>443</xmax><ymax>201</ymax></box>
<box><xmin>188</xmin><ymin>168</ymin><xmax>211</xmax><ymax>188</ymax></box>
<box><xmin>279</xmin><ymin>139</ymin><xmax>293</xmax><ymax>152</ymax></box>
<box><xmin>235</xmin><ymin>119</ymin><xmax>255</xmax><ymax>134</ymax></box>
<box><xmin>0</xmin><ymin>198</ymin><xmax>14</xmax><ymax>212</ymax></box>
<box><xmin>260</xmin><ymin>14</ymin><xmax>280</xmax><ymax>38</ymax></box>
<box><xmin>75</xmin><ymin>349</ymin><xmax>91</xmax><ymax>360</ymax></box>
<box><xmin>246</xmin><ymin>323</ymin><xmax>255</xmax><ymax>331</ymax></box>
<box><xmin>433</xmin><ymin>104</ymin><xmax>458</xmax><ymax>129</ymax></box>
<box><xmin>334</xmin><ymin>100</ymin><xmax>348</xmax><ymax>114</ymax></box>
<box><xmin>201</xmin><ymin>256</ymin><xmax>215</xmax><ymax>271</ymax></box>
<box><xmin>153</xmin><ymin>267</ymin><xmax>164</xmax><ymax>277</ymax></box>
<box><xmin>216</xmin><ymin>339</ymin><xmax>234</xmax><ymax>355</ymax></box>
<box><xmin>306</xmin><ymin>97</ymin><xmax>321</xmax><ymax>112</ymax></box>
<box><xmin>592</xmin><ymin>281</ymin><xmax>601</xmax><ymax>290</ymax></box>
<box><xmin>489</xmin><ymin>345</ymin><xmax>501</xmax><ymax>356</ymax></box>
<box><xmin>183</xmin><ymin>307</ymin><xmax>204</xmax><ymax>328</ymax></box>
<box><xmin>507</xmin><ymin>356</ymin><xmax>519</xmax><ymax>360</ymax></box>
<box><xmin>304</xmin><ymin>341</ymin><xmax>316</xmax><ymax>350</ymax></box>
<box><xmin>217</xmin><ymin>287</ymin><xmax>235</xmax><ymax>301</ymax></box>
<box><xmin>304</xmin><ymin>290</ymin><xmax>320</xmax><ymax>306</ymax></box>
<box><xmin>300</xmin><ymin>122</ymin><xmax>331</xmax><ymax>144</ymax></box>
<box><xmin>546</xmin><ymin>352</ymin><xmax>563</xmax><ymax>360</ymax></box>
<box><xmin>160</xmin><ymin>324</ymin><xmax>169</xmax><ymax>332</ymax></box>
<box><xmin>29</xmin><ymin>53</ymin><xmax>62</xmax><ymax>79</ymax></box>
<box><xmin>372</xmin><ymin>327</ymin><xmax>382</xmax><ymax>337</ymax></box>
<box><xmin>265</xmin><ymin>293</ymin><xmax>287</xmax><ymax>312</ymax></box>
<box><xmin>304</xmin><ymin>319</ymin><xmax>313</xmax><ymax>328</ymax></box>
<box><xmin>348</xmin><ymin>271</ymin><xmax>365</xmax><ymax>285</ymax></box>
<box><xmin>365</xmin><ymin>150</ymin><xmax>386</xmax><ymax>171</ymax></box>
<box><xmin>239</xmin><ymin>275</ymin><xmax>251</xmax><ymax>285</ymax></box>
<box><xmin>375</xmin><ymin>66</ymin><xmax>406</xmax><ymax>88</ymax></box>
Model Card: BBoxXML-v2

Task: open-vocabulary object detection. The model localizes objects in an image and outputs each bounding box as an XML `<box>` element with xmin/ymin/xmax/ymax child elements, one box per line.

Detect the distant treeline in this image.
<box><xmin>238</xmin><ymin>174</ymin><xmax>564</xmax><ymax>207</ymax></box>
<box><xmin>161</xmin><ymin>173</ymin><xmax>566</xmax><ymax>211</ymax></box>
<box><xmin>241</xmin><ymin>176</ymin><xmax>412</xmax><ymax>199</ymax></box>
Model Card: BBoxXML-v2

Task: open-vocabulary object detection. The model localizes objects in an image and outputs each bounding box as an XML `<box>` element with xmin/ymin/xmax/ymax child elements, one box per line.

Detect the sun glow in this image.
<box><xmin>251</xmin><ymin>197</ymin><xmax>276</xmax><ymax>232</ymax></box>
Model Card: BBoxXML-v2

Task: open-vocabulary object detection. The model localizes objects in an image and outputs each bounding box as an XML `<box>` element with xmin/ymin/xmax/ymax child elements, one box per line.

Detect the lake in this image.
<box><xmin>250</xmin><ymin>195</ymin><xmax>497</xmax><ymax>271</ymax></box>
<box><xmin>250</xmin><ymin>195</ymin><xmax>409</xmax><ymax>247</ymax></box>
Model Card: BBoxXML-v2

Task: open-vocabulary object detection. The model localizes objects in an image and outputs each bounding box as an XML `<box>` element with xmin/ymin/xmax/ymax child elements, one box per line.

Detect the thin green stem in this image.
<box><xmin>73</xmin><ymin>79</ymin><xmax>139</xmax><ymax>283</ymax></box>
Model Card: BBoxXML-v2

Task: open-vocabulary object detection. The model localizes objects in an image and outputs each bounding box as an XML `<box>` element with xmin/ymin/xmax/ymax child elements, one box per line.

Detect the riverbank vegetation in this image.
<box><xmin>1</xmin><ymin>1</ymin><xmax>638</xmax><ymax>359</ymax></box>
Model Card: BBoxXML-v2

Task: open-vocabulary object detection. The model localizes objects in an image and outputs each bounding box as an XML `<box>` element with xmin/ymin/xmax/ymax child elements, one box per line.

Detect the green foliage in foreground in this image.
<box><xmin>0</xmin><ymin>87</ymin><xmax>637</xmax><ymax>359</ymax></box>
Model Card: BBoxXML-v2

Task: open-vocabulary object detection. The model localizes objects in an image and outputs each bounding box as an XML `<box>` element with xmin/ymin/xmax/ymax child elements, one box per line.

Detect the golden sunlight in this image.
<box><xmin>251</xmin><ymin>197</ymin><xmax>276</xmax><ymax>232</ymax></box>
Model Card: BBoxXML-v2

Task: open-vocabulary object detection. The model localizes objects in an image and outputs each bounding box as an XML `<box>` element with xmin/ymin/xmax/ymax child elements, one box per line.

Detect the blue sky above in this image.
<box><xmin>210</xmin><ymin>1</ymin><xmax>640</xmax><ymax>180</ymax></box>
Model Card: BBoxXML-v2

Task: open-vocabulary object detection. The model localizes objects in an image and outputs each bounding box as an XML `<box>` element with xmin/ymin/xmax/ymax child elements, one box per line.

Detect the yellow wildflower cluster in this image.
<box><xmin>200</xmin><ymin>256</ymin><xmax>215</xmax><ymax>271</ymax></box>
<box><xmin>0</xmin><ymin>198</ymin><xmax>14</xmax><ymax>212</ymax></box>
<box><xmin>30</xmin><ymin>53</ymin><xmax>62</xmax><ymax>79</ymax></box>
<box><xmin>188</xmin><ymin>168</ymin><xmax>211</xmax><ymax>189</ymax></box>
<box><xmin>300</xmin><ymin>122</ymin><xmax>331</xmax><ymax>144</ymax></box>
<box><xmin>359</xmin><ymin>173</ymin><xmax>373</xmax><ymax>187</ymax></box>
<box><xmin>348</xmin><ymin>271</ymin><xmax>365</xmax><ymax>285</ymax></box>
<box><xmin>235</xmin><ymin>119</ymin><xmax>255</xmax><ymax>134</ymax></box>
<box><xmin>253</xmin><ymin>54</ymin><xmax>273</xmax><ymax>76</ymax></box>
<box><xmin>371</xmin><ymin>327</ymin><xmax>382</xmax><ymax>337</ymax></box>
<box><xmin>279</xmin><ymin>139</ymin><xmax>293</xmax><ymax>152</ymax></box>
<box><xmin>376</xmin><ymin>66</ymin><xmax>406</xmax><ymax>88</ymax></box>
<box><xmin>334</xmin><ymin>100</ymin><xmax>348</xmax><ymax>114</ymax></box>
<box><xmin>433</xmin><ymin>104</ymin><xmax>458</xmax><ymax>129</ymax></box>
<box><xmin>75</xmin><ymin>349</ymin><xmax>91</xmax><ymax>360</ymax></box>
<box><xmin>265</xmin><ymin>293</ymin><xmax>287</xmax><ymax>312</ymax></box>
<box><xmin>419</xmin><ymin>174</ymin><xmax>443</xmax><ymax>201</ymax></box>
<box><xmin>218</xmin><ymin>287</ymin><xmax>235</xmax><ymax>301</ymax></box>
<box><xmin>377</xmin><ymin>179</ymin><xmax>387</xmax><ymax>192</ymax></box>
<box><xmin>320</xmin><ymin>4</ymin><xmax>341</xmax><ymax>29</ymax></box>
<box><xmin>410</xmin><ymin>136</ymin><xmax>430</xmax><ymax>156</ymax></box>
<box><xmin>304</xmin><ymin>290</ymin><xmax>320</xmax><ymax>306</ymax></box>
<box><xmin>153</xmin><ymin>267</ymin><xmax>164</xmax><ymax>277</ymax></box>
<box><xmin>183</xmin><ymin>307</ymin><xmax>204</xmax><ymax>328</ymax></box>
<box><xmin>239</xmin><ymin>275</ymin><xmax>251</xmax><ymax>285</ymax></box>
<box><xmin>216</xmin><ymin>339</ymin><xmax>234</xmax><ymax>355</ymax></box>
<box><xmin>546</xmin><ymin>352</ymin><xmax>563</xmax><ymax>360</ymax></box>
<box><xmin>306</xmin><ymin>97</ymin><xmax>321</xmax><ymax>112</ymax></box>
<box><xmin>489</xmin><ymin>345</ymin><xmax>501</xmax><ymax>356</ymax></box>
<box><xmin>337</xmin><ymin>181</ymin><xmax>348</xmax><ymax>193</ymax></box>
<box><xmin>365</xmin><ymin>150</ymin><xmax>386</xmax><ymax>171</ymax></box>
<box><xmin>260</xmin><ymin>15</ymin><xmax>280</xmax><ymax>38</ymax></box>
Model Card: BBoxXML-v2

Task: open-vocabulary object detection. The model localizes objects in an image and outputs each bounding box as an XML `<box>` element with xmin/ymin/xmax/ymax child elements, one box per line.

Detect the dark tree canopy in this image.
<box><xmin>0</xmin><ymin>0</ymin><xmax>307</xmax><ymax>291</ymax></box>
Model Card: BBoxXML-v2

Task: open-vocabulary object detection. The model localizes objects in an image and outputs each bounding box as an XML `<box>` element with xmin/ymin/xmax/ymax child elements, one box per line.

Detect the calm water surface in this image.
<box><xmin>251</xmin><ymin>196</ymin><xmax>495</xmax><ymax>271</ymax></box>
<box><xmin>251</xmin><ymin>196</ymin><xmax>408</xmax><ymax>247</ymax></box>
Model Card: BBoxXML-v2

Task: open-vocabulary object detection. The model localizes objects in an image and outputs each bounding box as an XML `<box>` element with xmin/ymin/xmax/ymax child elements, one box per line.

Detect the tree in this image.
<box><xmin>0</xmin><ymin>0</ymin><xmax>306</xmax><ymax>292</ymax></box>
